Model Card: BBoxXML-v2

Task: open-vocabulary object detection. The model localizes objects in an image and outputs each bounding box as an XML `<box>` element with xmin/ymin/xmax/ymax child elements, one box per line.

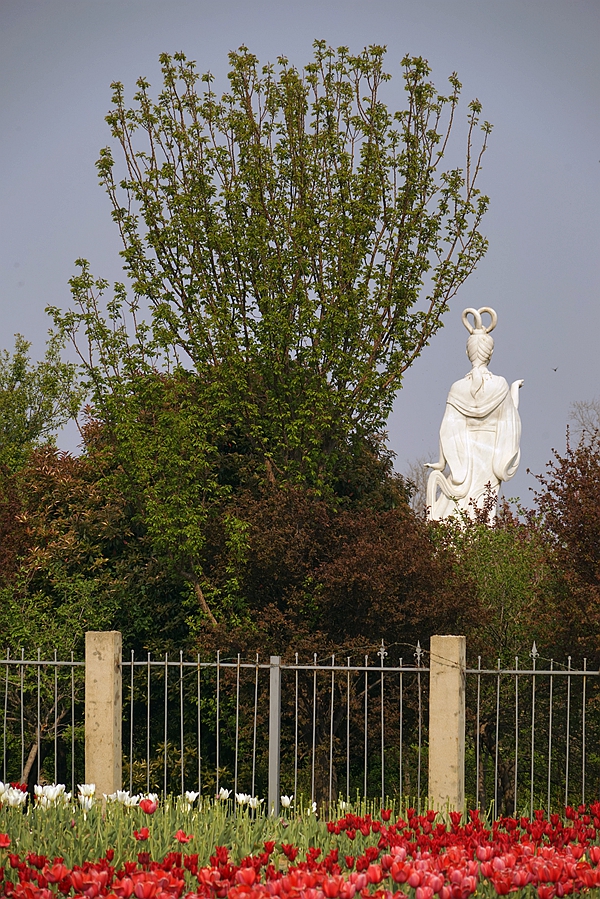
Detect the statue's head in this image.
<box><xmin>466</xmin><ymin>330</ymin><xmax>494</xmax><ymax>366</ymax></box>
<box><xmin>462</xmin><ymin>307</ymin><xmax>497</xmax><ymax>368</ymax></box>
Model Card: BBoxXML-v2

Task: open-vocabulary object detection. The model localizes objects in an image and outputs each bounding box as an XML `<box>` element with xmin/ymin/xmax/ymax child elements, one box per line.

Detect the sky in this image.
<box><xmin>1</xmin><ymin>0</ymin><xmax>599</xmax><ymax>507</ymax></box>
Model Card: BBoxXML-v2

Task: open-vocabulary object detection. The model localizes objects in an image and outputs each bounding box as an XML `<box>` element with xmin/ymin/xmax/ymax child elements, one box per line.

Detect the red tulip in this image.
<box><xmin>134</xmin><ymin>828</ymin><xmax>150</xmax><ymax>841</ymax></box>
<box><xmin>0</xmin><ymin>834</ymin><xmax>10</xmax><ymax>849</ymax></box>
<box><xmin>235</xmin><ymin>866</ymin><xmax>256</xmax><ymax>886</ymax></box>
<box><xmin>174</xmin><ymin>830</ymin><xmax>192</xmax><ymax>844</ymax></box>
<box><xmin>133</xmin><ymin>879</ymin><xmax>157</xmax><ymax>899</ymax></box>
<box><xmin>139</xmin><ymin>798</ymin><xmax>158</xmax><ymax>815</ymax></box>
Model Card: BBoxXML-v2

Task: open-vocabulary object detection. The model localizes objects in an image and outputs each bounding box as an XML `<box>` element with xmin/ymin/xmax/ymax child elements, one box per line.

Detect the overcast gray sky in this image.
<box><xmin>1</xmin><ymin>0</ymin><xmax>599</xmax><ymax>506</ymax></box>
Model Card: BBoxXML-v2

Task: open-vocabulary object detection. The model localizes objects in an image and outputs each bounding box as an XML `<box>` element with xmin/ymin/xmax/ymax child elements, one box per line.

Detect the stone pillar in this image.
<box><xmin>428</xmin><ymin>635</ymin><xmax>465</xmax><ymax>811</ymax></box>
<box><xmin>85</xmin><ymin>631</ymin><xmax>122</xmax><ymax>795</ymax></box>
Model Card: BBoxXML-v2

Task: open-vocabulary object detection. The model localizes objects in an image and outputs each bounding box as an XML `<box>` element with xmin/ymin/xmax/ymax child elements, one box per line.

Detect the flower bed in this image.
<box><xmin>2</xmin><ymin>784</ymin><xmax>600</xmax><ymax>898</ymax></box>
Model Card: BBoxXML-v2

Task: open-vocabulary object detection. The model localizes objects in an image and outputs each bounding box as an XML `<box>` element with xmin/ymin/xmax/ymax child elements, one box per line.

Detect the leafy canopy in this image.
<box><xmin>0</xmin><ymin>334</ymin><xmax>81</xmax><ymax>472</ymax></box>
<box><xmin>49</xmin><ymin>43</ymin><xmax>491</xmax><ymax>624</ymax></box>
<box><xmin>53</xmin><ymin>42</ymin><xmax>491</xmax><ymax>488</ymax></box>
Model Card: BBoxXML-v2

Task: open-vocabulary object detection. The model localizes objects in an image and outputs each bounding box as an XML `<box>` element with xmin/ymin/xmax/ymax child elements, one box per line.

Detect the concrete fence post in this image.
<box><xmin>268</xmin><ymin>655</ymin><xmax>281</xmax><ymax>815</ymax></box>
<box><xmin>428</xmin><ymin>634</ymin><xmax>466</xmax><ymax>812</ymax></box>
<box><xmin>85</xmin><ymin>631</ymin><xmax>122</xmax><ymax>796</ymax></box>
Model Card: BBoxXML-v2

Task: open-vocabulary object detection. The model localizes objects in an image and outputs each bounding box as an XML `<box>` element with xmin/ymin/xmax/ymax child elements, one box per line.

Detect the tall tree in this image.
<box><xmin>51</xmin><ymin>43</ymin><xmax>491</xmax><ymax>625</ymax></box>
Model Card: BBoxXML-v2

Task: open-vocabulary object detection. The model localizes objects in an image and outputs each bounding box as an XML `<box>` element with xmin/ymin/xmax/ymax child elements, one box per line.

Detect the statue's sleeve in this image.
<box><xmin>492</xmin><ymin>393</ymin><xmax>521</xmax><ymax>482</ymax></box>
<box><xmin>439</xmin><ymin>403</ymin><xmax>469</xmax><ymax>489</ymax></box>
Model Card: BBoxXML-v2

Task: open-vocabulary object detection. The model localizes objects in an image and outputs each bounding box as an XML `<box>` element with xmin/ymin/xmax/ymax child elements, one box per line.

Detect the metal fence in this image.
<box><xmin>4</xmin><ymin>637</ymin><xmax>598</xmax><ymax>815</ymax></box>
<box><xmin>120</xmin><ymin>642</ymin><xmax>430</xmax><ymax>808</ymax></box>
<box><xmin>1</xmin><ymin>650</ymin><xmax>84</xmax><ymax>791</ymax></box>
<box><xmin>465</xmin><ymin>645</ymin><xmax>600</xmax><ymax>817</ymax></box>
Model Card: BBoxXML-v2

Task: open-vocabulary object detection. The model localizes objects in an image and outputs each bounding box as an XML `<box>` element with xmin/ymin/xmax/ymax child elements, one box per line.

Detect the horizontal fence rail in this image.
<box><xmin>1</xmin><ymin>651</ymin><xmax>85</xmax><ymax>791</ymax></box>
<box><xmin>466</xmin><ymin>646</ymin><xmax>599</xmax><ymax>817</ymax></box>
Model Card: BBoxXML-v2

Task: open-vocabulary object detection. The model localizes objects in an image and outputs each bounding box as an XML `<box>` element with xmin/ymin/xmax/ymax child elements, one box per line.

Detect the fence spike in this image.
<box><xmin>414</xmin><ymin>641</ymin><xmax>423</xmax><ymax>666</ymax></box>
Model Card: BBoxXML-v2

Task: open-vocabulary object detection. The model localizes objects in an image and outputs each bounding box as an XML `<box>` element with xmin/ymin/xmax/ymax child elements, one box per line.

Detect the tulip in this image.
<box><xmin>280</xmin><ymin>794</ymin><xmax>294</xmax><ymax>808</ymax></box>
<box><xmin>133</xmin><ymin>880</ymin><xmax>157</xmax><ymax>899</ymax></box>
<box><xmin>235</xmin><ymin>867</ymin><xmax>256</xmax><ymax>886</ymax></box>
<box><xmin>77</xmin><ymin>783</ymin><xmax>96</xmax><ymax>797</ymax></box>
<box><xmin>218</xmin><ymin>787</ymin><xmax>232</xmax><ymax>800</ymax></box>
<box><xmin>4</xmin><ymin>787</ymin><xmax>27</xmax><ymax>807</ymax></box>
<box><xmin>0</xmin><ymin>834</ymin><xmax>10</xmax><ymax>848</ymax></box>
<box><xmin>139</xmin><ymin>797</ymin><xmax>158</xmax><ymax>814</ymax></box>
<box><xmin>134</xmin><ymin>828</ymin><xmax>150</xmax><ymax>841</ymax></box>
<box><xmin>174</xmin><ymin>830</ymin><xmax>192</xmax><ymax>843</ymax></box>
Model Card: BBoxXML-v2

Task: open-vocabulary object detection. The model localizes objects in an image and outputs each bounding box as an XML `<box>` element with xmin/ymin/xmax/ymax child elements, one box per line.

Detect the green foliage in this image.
<box><xmin>47</xmin><ymin>44</ymin><xmax>491</xmax><ymax>627</ymax></box>
<box><xmin>0</xmin><ymin>334</ymin><xmax>81</xmax><ymax>472</ymax></box>
<box><xmin>435</xmin><ymin>505</ymin><xmax>557</xmax><ymax>664</ymax></box>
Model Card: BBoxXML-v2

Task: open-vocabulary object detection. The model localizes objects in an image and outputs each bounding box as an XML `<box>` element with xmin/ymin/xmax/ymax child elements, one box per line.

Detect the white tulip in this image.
<box><xmin>77</xmin><ymin>783</ymin><xmax>96</xmax><ymax>798</ymax></box>
<box><xmin>280</xmin><ymin>794</ymin><xmax>293</xmax><ymax>808</ymax></box>
<box><xmin>6</xmin><ymin>787</ymin><xmax>27</xmax><ymax>807</ymax></box>
<box><xmin>218</xmin><ymin>787</ymin><xmax>232</xmax><ymax>800</ymax></box>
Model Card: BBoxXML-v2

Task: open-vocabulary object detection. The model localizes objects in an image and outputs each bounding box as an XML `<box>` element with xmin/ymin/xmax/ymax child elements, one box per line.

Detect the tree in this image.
<box><xmin>569</xmin><ymin>398</ymin><xmax>600</xmax><ymax>445</ymax></box>
<box><xmin>0</xmin><ymin>333</ymin><xmax>81</xmax><ymax>472</ymax></box>
<box><xmin>51</xmin><ymin>42</ymin><xmax>491</xmax><ymax>626</ymax></box>
<box><xmin>534</xmin><ymin>433</ymin><xmax>600</xmax><ymax>654</ymax></box>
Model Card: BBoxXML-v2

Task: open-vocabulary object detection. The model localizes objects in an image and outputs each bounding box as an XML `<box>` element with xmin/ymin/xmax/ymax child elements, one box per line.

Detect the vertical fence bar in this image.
<box><xmin>130</xmin><ymin>650</ymin><xmax>134</xmax><ymax>793</ymax></box>
<box><xmin>494</xmin><ymin>658</ymin><xmax>500</xmax><ymax>818</ymax></box>
<box><xmin>70</xmin><ymin>651</ymin><xmax>74</xmax><ymax>795</ymax></box>
<box><xmin>364</xmin><ymin>654</ymin><xmax>369</xmax><ymax>799</ymax></box>
<box><xmin>293</xmin><ymin>654</ymin><xmax>298</xmax><ymax>804</ymax></box>
<box><xmin>475</xmin><ymin>656</ymin><xmax>481</xmax><ymax>808</ymax></box>
<box><xmin>54</xmin><ymin>650</ymin><xmax>58</xmax><ymax>785</ymax></box>
<box><xmin>180</xmin><ymin>651</ymin><xmax>184</xmax><ymax>796</ymax></box>
<box><xmin>197</xmin><ymin>655</ymin><xmax>201</xmax><ymax>795</ymax></box>
<box><xmin>346</xmin><ymin>658</ymin><xmax>350</xmax><ymax>802</ymax></box>
<box><xmin>234</xmin><ymin>654</ymin><xmax>240</xmax><ymax>798</ymax></box>
<box><xmin>530</xmin><ymin>643</ymin><xmax>538</xmax><ymax>817</ymax></box>
<box><xmin>399</xmin><ymin>660</ymin><xmax>403</xmax><ymax>800</ymax></box>
<box><xmin>20</xmin><ymin>648</ymin><xmax>24</xmax><ymax>782</ymax></box>
<box><xmin>268</xmin><ymin>656</ymin><xmax>281</xmax><ymax>815</ymax></box>
<box><xmin>252</xmin><ymin>653</ymin><xmax>259</xmax><ymax>799</ymax></box>
<box><xmin>163</xmin><ymin>652</ymin><xmax>168</xmax><ymax>797</ymax></box>
<box><xmin>37</xmin><ymin>648</ymin><xmax>41</xmax><ymax>783</ymax></box>
<box><xmin>216</xmin><ymin>651</ymin><xmax>220</xmax><ymax>797</ymax></box>
<box><xmin>582</xmin><ymin>658</ymin><xmax>587</xmax><ymax>805</ymax></box>
<box><xmin>565</xmin><ymin>656</ymin><xmax>571</xmax><ymax>807</ymax></box>
<box><xmin>514</xmin><ymin>657</ymin><xmax>519</xmax><ymax>816</ymax></box>
<box><xmin>311</xmin><ymin>654</ymin><xmax>317</xmax><ymax>805</ymax></box>
<box><xmin>328</xmin><ymin>656</ymin><xmax>334</xmax><ymax>807</ymax></box>
<box><xmin>379</xmin><ymin>641</ymin><xmax>387</xmax><ymax>804</ymax></box>
<box><xmin>3</xmin><ymin>649</ymin><xmax>8</xmax><ymax>783</ymax></box>
<box><xmin>416</xmin><ymin>644</ymin><xmax>422</xmax><ymax>808</ymax></box>
<box><xmin>547</xmin><ymin>660</ymin><xmax>553</xmax><ymax>813</ymax></box>
<box><xmin>147</xmin><ymin>653</ymin><xmax>151</xmax><ymax>794</ymax></box>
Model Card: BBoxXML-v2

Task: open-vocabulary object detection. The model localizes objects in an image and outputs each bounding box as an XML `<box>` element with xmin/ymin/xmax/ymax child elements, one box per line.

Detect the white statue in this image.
<box><xmin>426</xmin><ymin>307</ymin><xmax>523</xmax><ymax>521</ymax></box>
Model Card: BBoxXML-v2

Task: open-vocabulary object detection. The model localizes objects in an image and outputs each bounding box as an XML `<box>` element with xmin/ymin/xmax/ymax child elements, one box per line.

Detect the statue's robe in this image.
<box><xmin>427</xmin><ymin>370</ymin><xmax>521</xmax><ymax>521</ymax></box>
